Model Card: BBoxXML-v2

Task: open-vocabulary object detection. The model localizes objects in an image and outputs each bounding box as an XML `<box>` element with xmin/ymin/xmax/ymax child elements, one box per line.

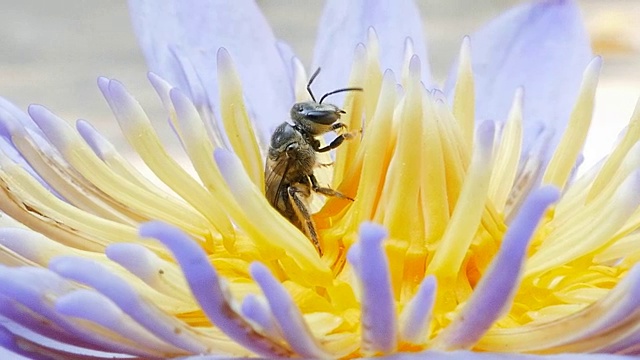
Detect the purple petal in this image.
<box><xmin>0</xmin><ymin>108</ymin><xmax>63</xmax><ymax>198</ymax></box>
<box><xmin>0</xmin><ymin>296</ymin><xmax>93</xmax><ymax>351</ymax></box>
<box><xmin>105</xmin><ymin>243</ymin><xmax>181</xmax><ymax>291</ymax></box>
<box><xmin>27</xmin><ymin>104</ymin><xmax>78</xmax><ymax>154</ymax></box>
<box><xmin>75</xmin><ymin>119</ymin><xmax>116</xmax><ymax>161</ymax></box>
<box><xmin>433</xmin><ymin>186</ymin><xmax>560</xmax><ymax>350</ymax></box>
<box><xmin>561</xmin><ymin>264</ymin><xmax>640</xmax><ymax>351</ymax></box>
<box><xmin>275</xmin><ymin>40</ymin><xmax>297</xmax><ymax>91</ymax></box>
<box><xmin>55</xmin><ymin>290</ymin><xmax>185</xmax><ymax>355</ymax></box>
<box><xmin>446</xmin><ymin>0</ymin><xmax>592</xmax><ymax>156</ymax></box>
<box><xmin>580</xmin><ymin>265</ymin><xmax>640</xmax><ymax>353</ymax></box>
<box><xmin>165</xmin><ymin>350</ymin><xmax>640</xmax><ymax>360</ymax></box>
<box><xmin>146</xmin><ymin>71</ymin><xmax>223</xmax><ymax>150</ymax></box>
<box><xmin>138</xmin><ymin>221</ymin><xmax>293</xmax><ymax>357</ymax></box>
<box><xmin>0</xmin><ymin>228</ymin><xmax>58</xmax><ymax>266</ymax></box>
<box><xmin>49</xmin><ymin>255</ymin><xmax>219</xmax><ymax>355</ymax></box>
<box><xmin>0</xmin><ymin>324</ymin><xmax>47</xmax><ymax>360</ymax></box>
<box><xmin>128</xmin><ymin>0</ymin><xmax>292</xmax><ymax>142</ymax></box>
<box><xmin>105</xmin><ymin>243</ymin><xmax>196</xmax><ymax>307</ymax></box>
<box><xmin>240</xmin><ymin>294</ymin><xmax>283</xmax><ymax>342</ymax></box>
<box><xmin>0</xmin><ymin>136</ymin><xmax>57</xmax><ymax>197</ymax></box>
<box><xmin>0</xmin><ymin>323</ymin><xmax>114</xmax><ymax>360</ymax></box>
<box><xmin>250</xmin><ymin>263</ymin><xmax>330</xmax><ymax>358</ymax></box>
<box><xmin>364</xmin><ymin>351</ymin><xmax>636</xmax><ymax>360</ymax></box>
<box><xmin>399</xmin><ymin>275</ymin><xmax>437</xmax><ymax>345</ymax></box>
<box><xmin>349</xmin><ymin>222</ymin><xmax>397</xmax><ymax>354</ymax></box>
<box><xmin>312</xmin><ymin>0</ymin><xmax>430</xmax><ymax>96</ymax></box>
<box><xmin>600</xmin><ymin>329</ymin><xmax>640</xmax><ymax>355</ymax></box>
<box><xmin>346</xmin><ymin>243</ymin><xmax>362</xmax><ymax>277</ymax></box>
<box><xmin>0</xmin><ymin>266</ymin><xmax>151</xmax><ymax>356</ymax></box>
<box><xmin>0</xmin><ymin>97</ymin><xmax>40</xmax><ymax>136</ymax></box>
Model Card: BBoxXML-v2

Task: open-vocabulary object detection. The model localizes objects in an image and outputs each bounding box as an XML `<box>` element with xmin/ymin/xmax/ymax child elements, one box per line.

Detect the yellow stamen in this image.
<box><xmin>586</xmin><ymin>98</ymin><xmax>640</xmax><ymax>202</ymax></box>
<box><xmin>489</xmin><ymin>88</ymin><xmax>523</xmax><ymax>211</ymax></box>
<box><xmin>332</xmin><ymin>46</ymin><xmax>366</xmax><ymax>188</ymax></box>
<box><xmin>217</xmin><ymin>48</ymin><xmax>265</xmax><ymax>187</ymax></box>
<box><xmin>543</xmin><ymin>57</ymin><xmax>602</xmax><ymax>189</ymax></box>
<box><xmin>451</xmin><ymin>36</ymin><xmax>475</xmax><ymax>150</ymax></box>
<box><xmin>427</xmin><ymin>121</ymin><xmax>494</xmax><ymax>280</ymax></box>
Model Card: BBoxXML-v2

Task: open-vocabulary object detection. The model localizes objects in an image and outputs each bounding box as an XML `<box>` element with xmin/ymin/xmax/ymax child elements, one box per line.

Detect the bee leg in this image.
<box><xmin>287</xmin><ymin>185</ymin><xmax>323</xmax><ymax>256</ymax></box>
<box><xmin>314</xmin><ymin>132</ymin><xmax>355</xmax><ymax>153</ymax></box>
<box><xmin>309</xmin><ymin>174</ymin><xmax>354</xmax><ymax>201</ymax></box>
<box><xmin>330</xmin><ymin>122</ymin><xmax>348</xmax><ymax>132</ymax></box>
<box><xmin>331</xmin><ymin>122</ymin><xmax>361</xmax><ymax>137</ymax></box>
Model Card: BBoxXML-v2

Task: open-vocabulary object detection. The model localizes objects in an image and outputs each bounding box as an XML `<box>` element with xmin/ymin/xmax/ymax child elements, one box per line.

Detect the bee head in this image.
<box><xmin>289</xmin><ymin>68</ymin><xmax>363</xmax><ymax>135</ymax></box>
<box><xmin>290</xmin><ymin>101</ymin><xmax>343</xmax><ymax>126</ymax></box>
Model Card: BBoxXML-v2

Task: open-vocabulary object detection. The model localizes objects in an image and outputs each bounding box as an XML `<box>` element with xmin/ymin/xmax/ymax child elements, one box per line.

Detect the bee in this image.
<box><xmin>265</xmin><ymin>68</ymin><xmax>362</xmax><ymax>256</ymax></box>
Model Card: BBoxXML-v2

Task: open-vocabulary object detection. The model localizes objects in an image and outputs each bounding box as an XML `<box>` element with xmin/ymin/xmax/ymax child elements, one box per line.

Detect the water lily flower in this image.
<box><xmin>0</xmin><ymin>0</ymin><xmax>639</xmax><ymax>358</ymax></box>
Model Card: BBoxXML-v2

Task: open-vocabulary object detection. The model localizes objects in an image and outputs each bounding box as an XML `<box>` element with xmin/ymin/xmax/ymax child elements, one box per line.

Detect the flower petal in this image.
<box><xmin>49</xmin><ymin>255</ymin><xmax>224</xmax><ymax>355</ymax></box>
<box><xmin>447</xmin><ymin>0</ymin><xmax>592</xmax><ymax>156</ymax></box>
<box><xmin>99</xmin><ymin>78</ymin><xmax>227</xmax><ymax>240</ymax></box>
<box><xmin>212</xmin><ymin>147</ymin><xmax>332</xmax><ymax>284</ymax></box>
<box><xmin>0</xmin><ymin>322</ymin><xmax>119</xmax><ymax>360</ymax></box>
<box><xmin>75</xmin><ymin>119</ymin><xmax>171</xmax><ymax>198</ymax></box>
<box><xmin>0</xmin><ymin>97</ymin><xmax>40</xmax><ymax>135</ymax></box>
<box><xmin>477</xmin><ymin>264</ymin><xmax>640</xmax><ymax>353</ymax></box>
<box><xmin>312</xmin><ymin>0</ymin><xmax>430</xmax><ymax>96</ymax></box>
<box><xmin>0</xmin><ymin>107</ymin><xmax>63</xmax><ymax>198</ymax></box>
<box><xmin>427</xmin><ymin>120</ymin><xmax>496</xmax><ymax>278</ymax></box>
<box><xmin>345</xmin><ymin>350</ymin><xmax>636</xmax><ymax>360</ymax></box>
<box><xmin>55</xmin><ymin>290</ymin><xmax>186</xmax><ymax>355</ymax></box>
<box><xmin>399</xmin><ymin>275</ymin><xmax>437</xmax><ymax>345</ymax></box>
<box><xmin>0</xmin><ymin>266</ymin><xmax>159</xmax><ymax>356</ymax></box>
<box><xmin>138</xmin><ymin>221</ymin><xmax>293</xmax><ymax>357</ymax></box>
<box><xmin>527</xmin><ymin>169</ymin><xmax>640</xmax><ymax>276</ymax></box>
<box><xmin>128</xmin><ymin>0</ymin><xmax>292</xmax><ymax>142</ymax></box>
<box><xmin>240</xmin><ymin>294</ymin><xmax>283</xmax><ymax>342</ymax></box>
<box><xmin>0</xmin><ymin>296</ymin><xmax>90</xmax><ymax>352</ymax></box>
<box><xmin>250</xmin><ymin>262</ymin><xmax>331</xmax><ymax>358</ymax></box>
<box><xmin>348</xmin><ymin>223</ymin><xmax>397</xmax><ymax>355</ymax></box>
<box><xmin>542</xmin><ymin>57</ymin><xmax>601</xmax><ymax>190</ymax></box>
<box><xmin>105</xmin><ymin>243</ymin><xmax>192</xmax><ymax>303</ymax></box>
<box><xmin>433</xmin><ymin>186</ymin><xmax>560</xmax><ymax>350</ymax></box>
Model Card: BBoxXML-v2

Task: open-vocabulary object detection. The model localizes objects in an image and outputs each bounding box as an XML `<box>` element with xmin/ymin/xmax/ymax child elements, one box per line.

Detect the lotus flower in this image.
<box><xmin>0</xmin><ymin>0</ymin><xmax>638</xmax><ymax>358</ymax></box>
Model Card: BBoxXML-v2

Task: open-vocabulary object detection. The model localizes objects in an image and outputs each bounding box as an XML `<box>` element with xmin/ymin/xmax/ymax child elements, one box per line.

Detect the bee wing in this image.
<box><xmin>264</xmin><ymin>155</ymin><xmax>292</xmax><ymax>207</ymax></box>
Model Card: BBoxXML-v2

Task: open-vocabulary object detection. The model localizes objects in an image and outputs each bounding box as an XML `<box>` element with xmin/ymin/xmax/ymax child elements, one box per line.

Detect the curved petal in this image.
<box><xmin>312</xmin><ymin>0</ymin><xmax>430</xmax><ymax>96</ymax></box>
<box><xmin>0</xmin><ymin>323</ymin><xmax>120</xmax><ymax>360</ymax></box>
<box><xmin>49</xmin><ymin>256</ymin><xmax>213</xmax><ymax>355</ymax></box>
<box><xmin>138</xmin><ymin>221</ymin><xmax>294</xmax><ymax>357</ymax></box>
<box><xmin>0</xmin><ymin>97</ymin><xmax>40</xmax><ymax>136</ymax></box>
<box><xmin>250</xmin><ymin>263</ymin><xmax>330</xmax><ymax>358</ymax></box>
<box><xmin>446</xmin><ymin>0</ymin><xmax>592</xmax><ymax>157</ymax></box>
<box><xmin>128</xmin><ymin>0</ymin><xmax>293</xmax><ymax>142</ymax></box>
<box><xmin>347</xmin><ymin>223</ymin><xmax>397</xmax><ymax>355</ymax></box>
<box><xmin>433</xmin><ymin>186</ymin><xmax>560</xmax><ymax>350</ymax></box>
<box><xmin>0</xmin><ymin>107</ymin><xmax>63</xmax><ymax>197</ymax></box>
<box><xmin>399</xmin><ymin>275</ymin><xmax>437</xmax><ymax>345</ymax></box>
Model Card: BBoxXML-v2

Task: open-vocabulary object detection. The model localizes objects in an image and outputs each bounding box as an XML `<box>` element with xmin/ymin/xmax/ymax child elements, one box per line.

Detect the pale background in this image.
<box><xmin>0</xmin><ymin>0</ymin><xmax>638</xmax><ymax>357</ymax></box>
<box><xmin>0</xmin><ymin>1</ymin><xmax>638</xmax><ymax>171</ymax></box>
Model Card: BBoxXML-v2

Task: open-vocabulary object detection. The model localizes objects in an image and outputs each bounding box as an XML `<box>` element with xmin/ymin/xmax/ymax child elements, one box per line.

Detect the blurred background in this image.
<box><xmin>0</xmin><ymin>0</ymin><xmax>638</xmax><ymax>170</ymax></box>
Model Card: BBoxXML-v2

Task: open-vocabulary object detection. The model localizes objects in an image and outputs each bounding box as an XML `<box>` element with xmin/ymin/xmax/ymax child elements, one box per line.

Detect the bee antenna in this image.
<box><xmin>306</xmin><ymin>68</ymin><xmax>321</xmax><ymax>103</ymax></box>
<box><xmin>319</xmin><ymin>87</ymin><xmax>363</xmax><ymax>104</ymax></box>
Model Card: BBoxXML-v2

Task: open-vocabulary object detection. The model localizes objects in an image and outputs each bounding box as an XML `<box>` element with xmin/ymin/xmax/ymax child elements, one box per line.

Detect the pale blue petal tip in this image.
<box><xmin>312</xmin><ymin>0</ymin><xmax>431</xmax><ymax>96</ymax></box>
<box><xmin>358</xmin><ymin>222</ymin><xmax>388</xmax><ymax>244</ymax></box>
<box><xmin>447</xmin><ymin>0</ymin><xmax>591</xmax><ymax>159</ymax></box>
